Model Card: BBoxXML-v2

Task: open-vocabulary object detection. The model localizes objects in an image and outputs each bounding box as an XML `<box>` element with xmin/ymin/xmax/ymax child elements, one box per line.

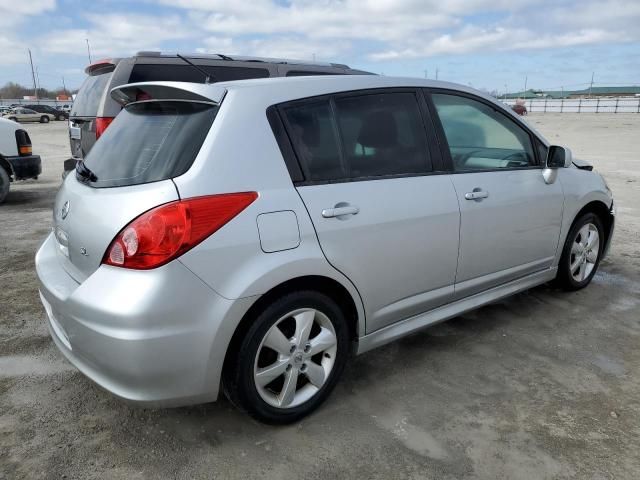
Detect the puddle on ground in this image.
<box><xmin>590</xmin><ymin>354</ymin><xmax>626</xmax><ymax>377</ymax></box>
<box><xmin>374</xmin><ymin>411</ymin><xmax>449</xmax><ymax>460</ymax></box>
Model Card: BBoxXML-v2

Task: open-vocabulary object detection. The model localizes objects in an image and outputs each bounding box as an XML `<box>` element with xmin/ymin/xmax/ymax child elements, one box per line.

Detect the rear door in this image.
<box><xmin>280</xmin><ymin>89</ymin><xmax>460</xmax><ymax>333</ymax></box>
<box><xmin>427</xmin><ymin>90</ymin><xmax>564</xmax><ymax>298</ymax></box>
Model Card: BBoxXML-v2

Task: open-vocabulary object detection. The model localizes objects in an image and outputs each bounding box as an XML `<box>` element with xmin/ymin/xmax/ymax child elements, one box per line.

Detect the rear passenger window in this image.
<box><xmin>282</xmin><ymin>91</ymin><xmax>431</xmax><ymax>182</ymax></box>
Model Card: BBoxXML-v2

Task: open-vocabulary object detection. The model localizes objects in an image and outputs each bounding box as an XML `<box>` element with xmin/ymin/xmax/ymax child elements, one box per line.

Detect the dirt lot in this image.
<box><xmin>1</xmin><ymin>115</ymin><xmax>639</xmax><ymax>479</ymax></box>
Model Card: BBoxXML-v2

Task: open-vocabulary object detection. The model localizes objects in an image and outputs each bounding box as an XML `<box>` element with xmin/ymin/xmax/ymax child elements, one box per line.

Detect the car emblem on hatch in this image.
<box><xmin>61</xmin><ymin>201</ymin><xmax>70</xmax><ymax>220</ymax></box>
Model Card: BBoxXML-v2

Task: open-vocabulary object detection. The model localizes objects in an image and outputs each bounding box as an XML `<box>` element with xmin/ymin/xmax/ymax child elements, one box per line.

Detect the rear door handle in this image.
<box><xmin>322</xmin><ymin>205</ymin><xmax>359</xmax><ymax>218</ymax></box>
<box><xmin>464</xmin><ymin>190</ymin><xmax>489</xmax><ymax>200</ymax></box>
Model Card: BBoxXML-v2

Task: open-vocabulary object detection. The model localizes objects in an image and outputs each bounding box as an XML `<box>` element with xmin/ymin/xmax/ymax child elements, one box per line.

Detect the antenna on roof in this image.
<box><xmin>177</xmin><ymin>54</ymin><xmax>214</xmax><ymax>84</ymax></box>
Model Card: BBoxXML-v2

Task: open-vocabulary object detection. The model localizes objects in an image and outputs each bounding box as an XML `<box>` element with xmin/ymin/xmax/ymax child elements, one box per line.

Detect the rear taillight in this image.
<box><xmin>15</xmin><ymin>129</ymin><xmax>32</xmax><ymax>156</ymax></box>
<box><xmin>95</xmin><ymin>117</ymin><xmax>114</xmax><ymax>139</ymax></box>
<box><xmin>103</xmin><ymin>192</ymin><xmax>258</xmax><ymax>270</ymax></box>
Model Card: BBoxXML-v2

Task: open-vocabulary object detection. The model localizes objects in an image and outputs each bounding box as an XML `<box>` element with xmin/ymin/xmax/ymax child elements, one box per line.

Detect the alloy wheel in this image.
<box><xmin>569</xmin><ymin>223</ymin><xmax>600</xmax><ymax>282</ymax></box>
<box><xmin>253</xmin><ymin>308</ymin><xmax>337</xmax><ymax>409</ymax></box>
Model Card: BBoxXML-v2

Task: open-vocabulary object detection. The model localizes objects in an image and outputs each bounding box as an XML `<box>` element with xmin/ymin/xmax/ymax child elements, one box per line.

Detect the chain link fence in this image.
<box><xmin>503</xmin><ymin>97</ymin><xmax>640</xmax><ymax>113</ymax></box>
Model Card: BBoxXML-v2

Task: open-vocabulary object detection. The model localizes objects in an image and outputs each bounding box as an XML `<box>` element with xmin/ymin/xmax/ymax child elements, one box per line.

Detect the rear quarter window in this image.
<box><xmin>129</xmin><ymin>64</ymin><xmax>270</xmax><ymax>83</ymax></box>
<box><xmin>71</xmin><ymin>72</ymin><xmax>113</xmax><ymax>117</ymax></box>
<box><xmin>81</xmin><ymin>101</ymin><xmax>217</xmax><ymax>188</ymax></box>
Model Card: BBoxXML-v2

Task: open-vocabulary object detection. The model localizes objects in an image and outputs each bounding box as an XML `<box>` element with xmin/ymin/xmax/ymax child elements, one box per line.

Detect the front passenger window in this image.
<box><xmin>432</xmin><ymin>93</ymin><xmax>536</xmax><ymax>171</ymax></box>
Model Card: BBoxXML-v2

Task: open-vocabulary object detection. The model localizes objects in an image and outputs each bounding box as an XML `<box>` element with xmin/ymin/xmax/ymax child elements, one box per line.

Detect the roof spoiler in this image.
<box><xmin>85</xmin><ymin>59</ymin><xmax>117</xmax><ymax>75</ymax></box>
<box><xmin>110</xmin><ymin>82</ymin><xmax>226</xmax><ymax>107</ymax></box>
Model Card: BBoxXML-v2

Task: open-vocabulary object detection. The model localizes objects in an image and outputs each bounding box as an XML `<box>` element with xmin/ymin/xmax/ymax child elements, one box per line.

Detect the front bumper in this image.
<box><xmin>6</xmin><ymin>154</ymin><xmax>41</xmax><ymax>180</ymax></box>
<box><xmin>35</xmin><ymin>233</ymin><xmax>256</xmax><ymax>407</ymax></box>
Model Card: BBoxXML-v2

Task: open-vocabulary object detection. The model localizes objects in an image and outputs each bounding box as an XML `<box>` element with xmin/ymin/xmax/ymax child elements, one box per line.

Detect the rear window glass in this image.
<box><xmin>81</xmin><ymin>101</ymin><xmax>217</xmax><ymax>188</ymax></box>
<box><xmin>129</xmin><ymin>64</ymin><xmax>269</xmax><ymax>83</ymax></box>
<box><xmin>71</xmin><ymin>72</ymin><xmax>113</xmax><ymax>117</ymax></box>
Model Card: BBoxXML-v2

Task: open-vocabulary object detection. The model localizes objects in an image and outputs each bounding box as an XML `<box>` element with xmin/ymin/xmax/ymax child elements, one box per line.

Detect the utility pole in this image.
<box><xmin>588</xmin><ymin>72</ymin><xmax>594</xmax><ymax>98</ymax></box>
<box><xmin>28</xmin><ymin>49</ymin><xmax>38</xmax><ymax>100</ymax></box>
<box><xmin>35</xmin><ymin>66</ymin><xmax>41</xmax><ymax>99</ymax></box>
<box><xmin>62</xmin><ymin>76</ymin><xmax>67</xmax><ymax>96</ymax></box>
<box><xmin>435</xmin><ymin>68</ymin><xmax>439</xmax><ymax>80</ymax></box>
<box><xmin>524</xmin><ymin>75</ymin><xmax>527</xmax><ymax>93</ymax></box>
<box><xmin>424</xmin><ymin>69</ymin><xmax>428</xmax><ymax>79</ymax></box>
<box><xmin>86</xmin><ymin>38</ymin><xmax>92</xmax><ymax>64</ymax></box>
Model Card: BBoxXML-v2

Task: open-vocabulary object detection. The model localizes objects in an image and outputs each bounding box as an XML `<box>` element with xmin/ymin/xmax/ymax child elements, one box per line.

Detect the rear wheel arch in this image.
<box><xmin>222</xmin><ymin>275</ymin><xmax>361</xmax><ymax>380</ymax></box>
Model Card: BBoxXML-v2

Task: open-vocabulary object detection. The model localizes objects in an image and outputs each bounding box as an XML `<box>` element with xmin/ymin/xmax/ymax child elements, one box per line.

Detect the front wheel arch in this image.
<box><xmin>571</xmin><ymin>200</ymin><xmax>613</xmax><ymax>251</ymax></box>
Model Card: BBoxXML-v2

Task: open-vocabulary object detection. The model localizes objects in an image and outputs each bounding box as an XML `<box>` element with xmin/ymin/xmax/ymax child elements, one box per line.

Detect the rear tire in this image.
<box><xmin>40</xmin><ymin>116</ymin><xmax>50</xmax><ymax>123</ymax></box>
<box><xmin>0</xmin><ymin>167</ymin><xmax>10</xmax><ymax>204</ymax></box>
<box><xmin>57</xmin><ymin>114</ymin><xmax>65</xmax><ymax>121</ymax></box>
<box><xmin>554</xmin><ymin>212</ymin><xmax>604</xmax><ymax>291</ymax></box>
<box><xmin>224</xmin><ymin>290</ymin><xmax>349</xmax><ymax>424</ymax></box>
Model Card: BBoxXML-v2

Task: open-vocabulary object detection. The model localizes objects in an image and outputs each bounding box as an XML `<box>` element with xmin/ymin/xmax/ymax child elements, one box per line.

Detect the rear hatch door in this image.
<box><xmin>55</xmin><ymin>83</ymin><xmax>222</xmax><ymax>281</ymax></box>
<box><xmin>69</xmin><ymin>63</ymin><xmax>116</xmax><ymax>158</ymax></box>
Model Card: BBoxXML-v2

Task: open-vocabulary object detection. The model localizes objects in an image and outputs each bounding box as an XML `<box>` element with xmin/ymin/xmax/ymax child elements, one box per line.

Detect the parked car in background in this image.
<box><xmin>2</xmin><ymin>107</ymin><xmax>55</xmax><ymax>123</ymax></box>
<box><xmin>512</xmin><ymin>98</ymin><xmax>528</xmax><ymax>115</ymax></box>
<box><xmin>59</xmin><ymin>104</ymin><xmax>72</xmax><ymax>113</ymax></box>
<box><xmin>0</xmin><ymin>106</ymin><xmax>11</xmax><ymax>114</ymax></box>
<box><xmin>0</xmin><ymin>117</ymin><xmax>41</xmax><ymax>203</ymax></box>
<box><xmin>24</xmin><ymin>104</ymin><xmax>68</xmax><ymax>121</ymax></box>
<box><xmin>37</xmin><ymin>76</ymin><xmax>614</xmax><ymax>424</ymax></box>
<box><xmin>64</xmin><ymin>51</ymin><xmax>370</xmax><ymax>173</ymax></box>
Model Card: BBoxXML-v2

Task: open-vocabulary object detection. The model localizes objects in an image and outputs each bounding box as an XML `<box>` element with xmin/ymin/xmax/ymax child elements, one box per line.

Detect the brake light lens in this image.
<box><xmin>103</xmin><ymin>193</ymin><xmax>258</xmax><ymax>270</ymax></box>
<box><xmin>95</xmin><ymin>116</ymin><xmax>114</xmax><ymax>139</ymax></box>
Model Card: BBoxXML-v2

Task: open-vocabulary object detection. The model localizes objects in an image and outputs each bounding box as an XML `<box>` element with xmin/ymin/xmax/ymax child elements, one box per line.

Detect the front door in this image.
<box><xmin>429</xmin><ymin>91</ymin><xmax>564</xmax><ymax>298</ymax></box>
<box><xmin>280</xmin><ymin>89</ymin><xmax>461</xmax><ymax>333</ymax></box>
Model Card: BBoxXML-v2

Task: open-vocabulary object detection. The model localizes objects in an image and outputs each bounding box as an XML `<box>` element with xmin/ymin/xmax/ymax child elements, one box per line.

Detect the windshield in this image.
<box><xmin>70</xmin><ymin>72</ymin><xmax>113</xmax><ymax>117</ymax></box>
<box><xmin>81</xmin><ymin>101</ymin><xmax>218</xmax><ymax>188</ymax></box>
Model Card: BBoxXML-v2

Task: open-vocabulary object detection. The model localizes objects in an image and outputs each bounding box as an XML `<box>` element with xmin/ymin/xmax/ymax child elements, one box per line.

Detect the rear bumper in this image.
<box><xmin>6</xmin><ymin>154</ymin><xmax>41</xmax><ymax>180</ymax></box>
<box><xmin>35</xmin><ymin>233</ymin><xmax>256</xmax><ymax>407</ymax></box>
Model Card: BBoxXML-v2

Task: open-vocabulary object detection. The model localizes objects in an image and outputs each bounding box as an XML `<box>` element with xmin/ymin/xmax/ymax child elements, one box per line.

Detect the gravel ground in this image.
<box><xmin>1</xmin><ymin>115</ymin><xmax>639</xmax><ymax>479</ymax></box>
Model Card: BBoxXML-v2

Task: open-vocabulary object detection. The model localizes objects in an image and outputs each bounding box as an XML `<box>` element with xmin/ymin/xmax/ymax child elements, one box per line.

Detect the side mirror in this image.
<box><xmin>546</xmin><ymin>145</ymin><xmax>573</xmax><ymax>169</ymax></box>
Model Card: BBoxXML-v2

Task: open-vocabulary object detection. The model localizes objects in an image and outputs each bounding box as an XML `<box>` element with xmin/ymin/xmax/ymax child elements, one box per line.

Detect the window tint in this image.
<box><xmin>431</xmin><ymin>93</ymin><xmax>535</xmax><ymax>171</ymax></box>
<box><xmin>282</xmin><ymin>92</ymin><xmax>431</xmax><ymax>181</ymax></box>
<box><xmin>129</xmin><ymin>64</ymin><xmax>269</xmax><ymax>84</ymax></box>
<box><xmin>71</xmin><ymin>72</ymin><xmax>113</xmax><ymax>117</ymax></box>
<box><xmin>283</xmin><ymin>100</ymin><xmax>343</xmax><ymax>181</ymax></box>
<box><xmin>82</xmin><ymin>101</ymin><xmax>217</xmax><ymax>188</ymax></box>
<box><xmin>334</xmin><ymin>93</ymin><xmax>431</xmax><ymax>177</ymax></box>
<box><xmin>286</xmin><ymin>71</ymin><xmax>333</xmax><ymax>77</ymax></box>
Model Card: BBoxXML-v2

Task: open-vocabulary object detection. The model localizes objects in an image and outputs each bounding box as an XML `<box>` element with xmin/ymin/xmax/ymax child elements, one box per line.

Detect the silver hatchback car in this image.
<box><xmin>36</xmin><ymin>76</ymin><xmax>614</xmax><ymax>423</ymax></box>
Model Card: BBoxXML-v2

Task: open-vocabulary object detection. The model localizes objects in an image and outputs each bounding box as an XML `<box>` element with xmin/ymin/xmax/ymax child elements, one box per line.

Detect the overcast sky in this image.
<box><xmin>1</xmin><ymin>0</ymin><xmax>639</xmax><ymax>93</ymax></box>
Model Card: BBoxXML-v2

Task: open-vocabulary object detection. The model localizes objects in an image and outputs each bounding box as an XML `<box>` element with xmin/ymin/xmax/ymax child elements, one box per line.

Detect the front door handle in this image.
<box><xmin>322</xmin><ymin>205</ymin><xmax>359</xmax><ymax>218</ymax></box>
<box><xmin>464</xmin><ymin>189</ymin><xmax>489</xmax><ymax>200</ymax></box>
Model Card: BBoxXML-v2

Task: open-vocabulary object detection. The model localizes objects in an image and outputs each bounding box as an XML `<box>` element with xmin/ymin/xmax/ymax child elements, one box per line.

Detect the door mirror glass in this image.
<box><xmin>546</xmin><ymin>145</ymin><xmax>572</xmax><ymax>168</ymax></box>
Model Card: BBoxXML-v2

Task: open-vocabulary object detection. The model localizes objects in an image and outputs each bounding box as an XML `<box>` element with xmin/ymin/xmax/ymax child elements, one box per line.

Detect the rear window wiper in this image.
<box><xmin>177</xmin><ymin>54</ymin><xmax>214</xmax><ymax>84</ymax></box>
<box><xmin>76</xmin><ymin>160</ymin><xmax>98</xmax><ymax>182</ymax></box>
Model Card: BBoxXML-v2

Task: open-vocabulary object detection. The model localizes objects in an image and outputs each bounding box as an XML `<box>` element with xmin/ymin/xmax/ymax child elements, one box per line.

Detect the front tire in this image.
<box><xmin>40</xmin><ymin>116</ymin><xmax>50</xmax><ymax>123</ymax></box>
<box><xmin>555</xmin><ymin>212</ymin><xmax>604</xmax><ymax>290</ymax></box>
<box><xmin>224</xmin><ymin>290</ymin><xmax>349</xmax><ymax>424</ymax></box>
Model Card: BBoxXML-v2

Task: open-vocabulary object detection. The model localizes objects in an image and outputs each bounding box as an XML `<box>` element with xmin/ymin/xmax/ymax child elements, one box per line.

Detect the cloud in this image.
<box><xmin>38</xmin><ymin>13</ymin><xmax>196</xmax><ymax>56</ymax></box>
<box><xmin>369</xmin><ymin>26</ymin><xmax>627</xmax><ymax>60</ymax></box>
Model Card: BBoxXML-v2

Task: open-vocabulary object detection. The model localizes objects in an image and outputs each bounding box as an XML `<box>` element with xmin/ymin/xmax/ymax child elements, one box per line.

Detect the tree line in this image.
<box><xmin>0</xmin><ymin>82</ymin><xmax>78</xmax><ymax>100</ymax></box>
